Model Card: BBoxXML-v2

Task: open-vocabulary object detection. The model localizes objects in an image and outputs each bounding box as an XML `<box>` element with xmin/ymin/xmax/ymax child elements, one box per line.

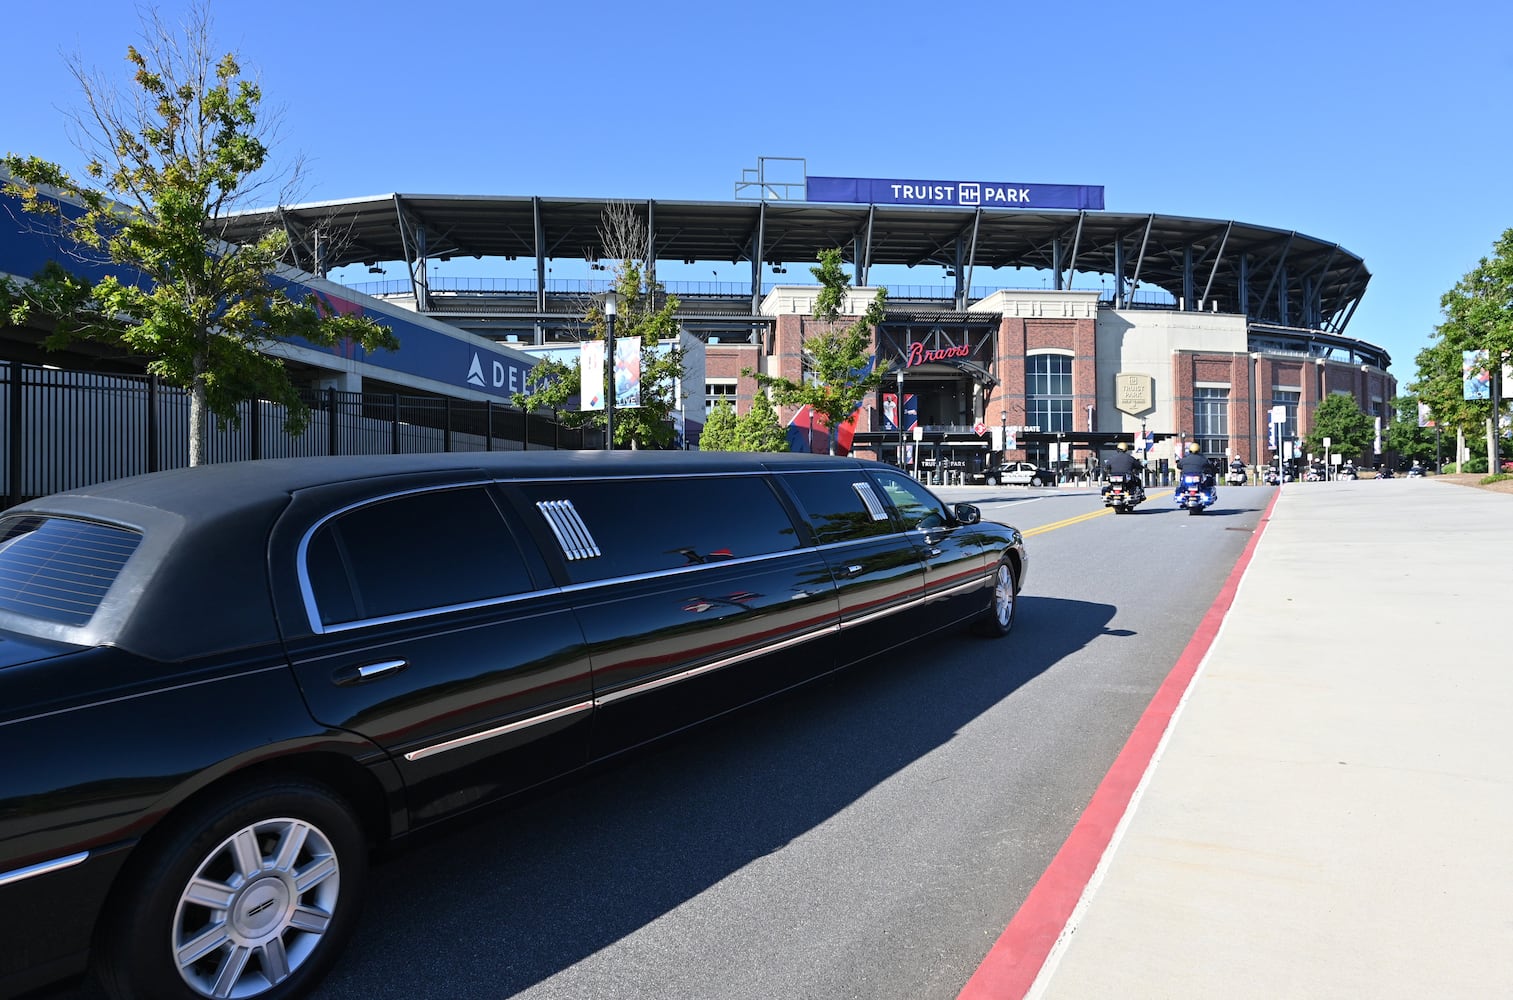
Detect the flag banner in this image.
<box><xmin>881</xmin><ymin>393</ymin><xmax>918</xmax><ymax>431</ymax></box>
<box><xmin>1373</xmin><ymin>416</ymin><xmax>1382</xmax><ymax>455</ymax></box>
<box><xmin>580</xmin><ymin>342</ymin><xmax>605</xmax><ymax>411</ymax></box>
<box><xmin>1417</xmin><ymin>401</ymin><xmax>1434</xmax><ymax>428</ymax></box>
<box><xmin>613</xmin><ymin>337</ymin><xmax>640</xmax><ymax>408</ymax></box>
<box><xmin>1464</xmin><ymin>350</ymin><xmax>1492</xmax><ymax>400</ymax></box>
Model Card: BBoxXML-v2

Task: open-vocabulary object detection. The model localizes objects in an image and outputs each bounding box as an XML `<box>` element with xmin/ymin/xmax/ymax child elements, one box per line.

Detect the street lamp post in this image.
<box><xmin>603</xmin><ymin>290</ymin><xmax>617</xmax><ymax>451</ymax></box>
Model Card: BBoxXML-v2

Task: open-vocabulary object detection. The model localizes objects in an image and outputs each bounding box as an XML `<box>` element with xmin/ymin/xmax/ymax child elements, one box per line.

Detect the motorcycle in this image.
<box><xmin>1225</xmin><ymin>462</ymin><xmax>1248</xmax><ymax>486</ymax></box>
<box><xmin>1101</xmin><ymin>475</ymin><xmax>1147</xmax><ymax>514</ymax></box>
<box><xmin>1339</xmin><ymin>465</ymin><xmax>1359</xmax><ymax>481</ymax></box>
<box><xmin>1407</xmin><ymin>465</ymin><xmax>1425</xmax><ymax>479</ymax></box>
<box><xmin>1263</xmin><ymin>468</ymin><xmax>1282</xmax><ymax>486</ymax></box>
<box><xmin>1175</xmin><ymin>473</ymin><xmax>1217</xmax><ymax>514</ymax></box>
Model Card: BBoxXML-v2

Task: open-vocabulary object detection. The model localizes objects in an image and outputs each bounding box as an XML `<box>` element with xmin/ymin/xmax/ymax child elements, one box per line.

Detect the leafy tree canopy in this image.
<box><xmin>697</xmin><ymin>400</ymin><xmax>739</xmax><ymax>451</ymax></box>
<box><xmin>1384</xmin><ymin>395</ymin><xmax>1440</xmax><ymax>465</ymax></box>
<box><xmin>0</xmin><ymin>3</ymin><xmax>396</xmax><ymax>464</ymax></box>
<box><xmin>744</xmin><ymin>248</ymin><xmax>889</xmax><ymax>454</ymax></box>
<box><xmin>733</xmin><ymin>389</ymin><xmax>790</xmax><ymax>452</ymax></box>
<box><xmin>1409</xmin><ymin>226</ymin><xmax>1513</xmax><ymax>439</ymax></box>
<box><xmin>1304</xmin><ymin>393</ymin><xmax>1375</xmax><ymax>460</ymax></box>
<box><xmin>512</xmin><ymin>257</ymin><xmax>685</xmax><ymax>449</ymax></box>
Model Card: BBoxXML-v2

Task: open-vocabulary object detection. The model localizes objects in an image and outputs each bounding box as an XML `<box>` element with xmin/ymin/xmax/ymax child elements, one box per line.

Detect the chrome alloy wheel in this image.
<box><xmin>172</xmin><ymin>817</ymin><xmax>341</xmax><ymax>999</ymax></box>
<box><xmin>992</xmin><ymin>562</ymin><xmax>1016</xmax><ymax>630</ymax></box>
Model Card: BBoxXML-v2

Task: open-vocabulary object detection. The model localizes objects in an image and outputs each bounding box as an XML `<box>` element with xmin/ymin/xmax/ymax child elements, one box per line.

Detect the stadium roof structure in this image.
<box><xmin>223</xmin><ymin>194</ymin><xmax>1371</xmax><ymax>338</ymax></box>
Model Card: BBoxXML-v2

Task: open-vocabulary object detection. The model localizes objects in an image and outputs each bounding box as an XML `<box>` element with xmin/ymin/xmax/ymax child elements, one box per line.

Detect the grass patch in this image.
<box><xmin>1480</xmin><ymin>473</ymin><xmax>1513</xmax><ymax>486</ymax></box>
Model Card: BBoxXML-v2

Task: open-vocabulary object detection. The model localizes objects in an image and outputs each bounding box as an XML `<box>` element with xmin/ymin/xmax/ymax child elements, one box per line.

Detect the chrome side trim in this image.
<box><xmin>593</xmin><ymin>625</ymin><xmax>840</xmax><ymax>707</ymax></box>
<box><xmin>536</xmin><ymin>500</ymin><xmax>601</xmax><ymax>561</ymax></box>
<box><xmin>0</xmin><ymin>851</ymin><xmax>89</xmax><ymax>888</ymax></box>
<box><xmin>853</xmin><ymin>482</ymin><xmax>889</xmax><ymax>521</ymax></box>
<box><xmin>403</xmin><ymin>699</ymin><xmax>595</xmax><ymax>762</ymax></box>
<box><xmin>297</xmin><ymin>480</ymin><xmax>497</xmax><ymax>633</ymax></box>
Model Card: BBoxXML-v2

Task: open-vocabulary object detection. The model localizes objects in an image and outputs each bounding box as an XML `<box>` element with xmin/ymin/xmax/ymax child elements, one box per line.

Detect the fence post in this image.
<box><xmin>147</xmin><ymin>375</ymin><xmax>160</xmax><ymax>473</ymax></box>
<box><xmin>327</xmin><ymin>387</ymin><xmax>339</xmax><ymax>456</ymax></box>
<box><xmin>444</xmin><ymin>397</ymin><xmax>452</xmax><ymax>452</ymax></box>
<box><xmin>391</xmin><ymin>393</ymin><xmax>400</xmax><ymax>454</ymax></box>
<box><xmin>485</xmin><ymin>401</ymin><xmax>493</xmax><ymax>452</ymax></box>
<box><xmin>250</xmin><ymin>395</ymin><xmax>262</xmax><ymax>460</ymax></box>
<box><xmin>7</xmin><ymin>363</ymin><xmax>22</xmax><ymax>509</ymax></box>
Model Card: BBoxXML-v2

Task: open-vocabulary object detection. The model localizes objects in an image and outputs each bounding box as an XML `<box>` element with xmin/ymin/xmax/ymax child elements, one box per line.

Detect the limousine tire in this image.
<box><xmin>975</xmin><ymin>558</ymin><xmax>1019</xmax><ymax>637</ymax></box>
<box><xmin>95</xmin><ymin>780</ymin><xmax>367</xmax><ymax>1000</ymax></box>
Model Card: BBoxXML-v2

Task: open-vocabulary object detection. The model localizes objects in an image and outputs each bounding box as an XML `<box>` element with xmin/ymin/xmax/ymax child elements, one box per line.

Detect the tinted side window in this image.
<box><xmin>520</xmin><ymin>476</ymin><xmax>799</xmax><ymax>583</ymax></box>
<box><xmin>0</xmin><ymin>515</ymin><xmax>141</xmax><ymax>627</ymax></box>
<box><xmin>307</xmin><ymin>487</ymin><xmax>533</xmax><ymax>624</ymax></box>
<box><xmin>779</xmin><ymin>471</ymin><xmax>896</xmax><ymax>545</ymax></box>
<box><xmin>869</xmin><ymin>471</ymin><xmax>949</xmax><ymax>530</ymax></box>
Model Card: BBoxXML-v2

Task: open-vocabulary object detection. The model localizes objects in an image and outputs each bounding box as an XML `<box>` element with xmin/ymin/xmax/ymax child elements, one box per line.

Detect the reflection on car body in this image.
<box><xmin>0</xmin><ymin>450</ymin><xmax>1026</xmax><ymax>1000</ymax></box>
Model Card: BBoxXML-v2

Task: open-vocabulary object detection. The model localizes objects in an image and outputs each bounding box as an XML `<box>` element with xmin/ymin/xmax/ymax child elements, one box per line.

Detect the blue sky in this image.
<box><xmin>5</xmin><ymin>0</ymin><xmax>1512</xmax><ymax>385</ymax></box>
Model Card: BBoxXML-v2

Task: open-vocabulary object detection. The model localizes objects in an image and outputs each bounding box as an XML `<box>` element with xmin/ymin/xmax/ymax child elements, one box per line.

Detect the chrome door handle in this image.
<box><xmin>333</xmin><ymin>659</ymin><xmax>408</xmax><ymax>685</ymax></box>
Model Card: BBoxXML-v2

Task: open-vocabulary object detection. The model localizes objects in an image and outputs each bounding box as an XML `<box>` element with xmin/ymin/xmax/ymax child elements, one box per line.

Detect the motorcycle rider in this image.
<box><xmin>1102</xmin><ymin>442</ymin><xmax>1145</xmax><ymax>501</ymax></box>
<box><xmin>1176</xmin><ymin>442</ymin><xmax>1216</xmax><ymax>498</ymax></box>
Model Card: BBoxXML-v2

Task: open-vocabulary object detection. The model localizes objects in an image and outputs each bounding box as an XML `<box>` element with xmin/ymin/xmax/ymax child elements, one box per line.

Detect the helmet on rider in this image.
<box><xmin>1116</xmin><ymin>442</ymin><xmax>1128</xmax><ymax>451</ymax></box>
<box><xmin>1187</xmin><ymin>442</ymin><xmax>1201</xmax><ymax>453</ymax></box>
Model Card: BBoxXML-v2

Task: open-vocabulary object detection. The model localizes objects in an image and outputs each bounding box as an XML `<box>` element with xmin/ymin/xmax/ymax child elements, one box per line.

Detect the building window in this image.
<box><xmin>1194</xmin><ymin>387</ymin><xmax>1230</xmax><ymax>457</ymax></box>
<box><xmin>1271</xmin><ymin>389</ymin><xmax>1300</xmax><ymax>448</ymax></box>
<box><xmin>705</xmin><ymin>380</ymin><xmax>737</xmax><ymax>417</ymax></box>
<box><xmin>1026</xmin><ymin>354</ymin><xmax>1072</xmax><ymax>436</ymax></box>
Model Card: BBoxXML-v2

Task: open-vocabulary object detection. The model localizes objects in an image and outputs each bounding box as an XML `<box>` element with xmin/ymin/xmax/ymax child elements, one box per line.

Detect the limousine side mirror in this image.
<box><xmin>953</xmin><ymin>503</ymin><xmax>981</xmax><ymax>525</ymax></box>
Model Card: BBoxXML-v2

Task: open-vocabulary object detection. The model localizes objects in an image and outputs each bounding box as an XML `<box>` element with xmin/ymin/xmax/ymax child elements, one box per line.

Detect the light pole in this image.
<box><xmin>603</xmin><ymin>290</ymin><xmax>617</xmax><ymax>450</ymax></box>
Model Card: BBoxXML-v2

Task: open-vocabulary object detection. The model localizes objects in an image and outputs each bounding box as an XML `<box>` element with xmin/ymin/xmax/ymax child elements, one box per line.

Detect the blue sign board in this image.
<box><xmin>806</xmin><ymin>176</ymin><xmax>1104</xmax><ymax>211</ymax></box>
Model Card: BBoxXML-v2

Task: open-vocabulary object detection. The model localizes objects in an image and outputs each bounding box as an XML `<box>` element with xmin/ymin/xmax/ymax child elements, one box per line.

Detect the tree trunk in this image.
<box><xmin>189</xmin><ymin>355</ymin><xmax>208</xmax><ymax>467</ymax></box>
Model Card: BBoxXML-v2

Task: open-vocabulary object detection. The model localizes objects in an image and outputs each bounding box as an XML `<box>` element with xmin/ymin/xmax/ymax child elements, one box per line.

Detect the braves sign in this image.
<box><xmin>807</xmin><ymin>176</ymin><xmax>1105</xmax><ymax>211</ymax></box>
<box><xmin>905</xmin><ymin>341</ymin><xmax>972</xmax><ymax>366</ymax></box>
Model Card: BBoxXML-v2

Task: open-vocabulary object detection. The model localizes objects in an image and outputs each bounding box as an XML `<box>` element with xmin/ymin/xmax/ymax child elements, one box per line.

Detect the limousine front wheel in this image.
<box><xmin>975</xmin><ymin>558</ymin><xmax>1018</xmax><ymax>637</ymax></box>
<box><xmin>95</xmin><ymin>781</ymin><xmax>368</xmax><ymax>1000</ymax></box>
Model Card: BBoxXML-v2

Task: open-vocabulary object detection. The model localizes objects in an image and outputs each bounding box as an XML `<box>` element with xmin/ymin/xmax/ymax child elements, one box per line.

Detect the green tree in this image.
<box><xmin>0</xmin><ymin>4</ymin><xmax>395</xmax><ymax>465</ymax></box>
<box><xmin>698</xmin><ymin>400</ymin><xmax>739</xmax><ymax>451</ymax></box>
<box><xmin>1384</xmin><ymin>395</ymin><xmax>1439</xmax><ymax>466</ymax></box>
<box><xmin>1410</xmin><ymin>227</ymin><xmax>1513</xmax><ymax>461</ymax></box>
<box><xmin>512</xmin><ymin>205</ymin><xmax>685</xmax><ymax>449</ymax></box>
<box><xmin>1305</xmin><ymin>393</ymin><xmax>1374</xmax><ymax>460</ymax></box>
<box><xmin>733</xmin><ymin>389</ymin><xmax>790</xmax><ymax>452</ymax></box>
<box><xmin>744</xmin><ymin>248</ymin><xmax>889</xmax><ymax>454</ymax></box>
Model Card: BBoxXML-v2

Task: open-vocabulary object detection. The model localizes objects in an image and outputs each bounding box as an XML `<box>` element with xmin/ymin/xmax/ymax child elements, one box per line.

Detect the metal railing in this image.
<box><xmin>2</xmin><ymin>361</ymin><xmax>585</xmax><ymax>510</ymax></box>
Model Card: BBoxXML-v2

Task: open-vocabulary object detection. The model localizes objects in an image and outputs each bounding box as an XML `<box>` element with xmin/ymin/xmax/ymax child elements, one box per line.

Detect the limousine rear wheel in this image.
<box><xmin>96</xmin><ymin>780</ymin><xmax>367</xmax><ymax>1000</ymax></box>
<box><xmin>975</xmin><ymin>558</ymin><xmax>1018</xmax><ymax>637</ymax></box>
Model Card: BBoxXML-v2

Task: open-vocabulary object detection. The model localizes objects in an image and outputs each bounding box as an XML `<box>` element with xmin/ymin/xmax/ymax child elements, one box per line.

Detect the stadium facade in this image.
<box><xmin>3</xmin><ymin>161</ymin><xmax>1397</xmax><ymax>475</ymax></box>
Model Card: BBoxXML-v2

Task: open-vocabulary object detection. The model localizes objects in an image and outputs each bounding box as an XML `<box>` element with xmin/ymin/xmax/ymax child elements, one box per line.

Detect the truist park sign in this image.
<box><xmin>806</xmin><ymin>176</ymin><xmax>1104</xmax><ymax>210</ymax></box>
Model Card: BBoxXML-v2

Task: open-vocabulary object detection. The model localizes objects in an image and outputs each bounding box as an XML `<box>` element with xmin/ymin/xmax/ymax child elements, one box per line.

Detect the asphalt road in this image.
<box><xmin>51</xmin><ymin>483</ymin><xmax>1272</xmax><ymax>1000</ymax></box>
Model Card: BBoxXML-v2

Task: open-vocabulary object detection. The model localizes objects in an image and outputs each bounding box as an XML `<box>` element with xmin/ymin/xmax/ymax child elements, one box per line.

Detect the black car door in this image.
<box><xmin>272</xmin><ymin>480</ymin><xmax>594</xmax><ymax>828</ymax></box>
<box><xmin>772</xmin><ymin>468</ymin><xmax>927</xmax><ymax>665</ymax></box>
<box><xmin>866</xmin><ymin>468</ymin><xmax>991</xmax><ymax>630</ymax></box>
<box><xmin>506</xmin><ymin>473</ymin><xmax>840</xmax><ymax>757</ymax></box>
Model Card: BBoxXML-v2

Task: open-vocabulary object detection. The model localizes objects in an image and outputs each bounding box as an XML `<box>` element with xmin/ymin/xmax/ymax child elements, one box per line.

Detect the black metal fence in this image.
<box><xmin>2</xmin><ymin>361</ymin><xmax>588</xmax><ymax>510</ymax></box>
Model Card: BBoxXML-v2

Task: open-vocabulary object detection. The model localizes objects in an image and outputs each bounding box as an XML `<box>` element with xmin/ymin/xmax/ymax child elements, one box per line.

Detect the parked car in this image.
<box><xmin>0</xmin><ymin>450</ymin><xmax>1027</xmax><ymax>1000</ymax></box>
<box><xmin>983</xmin><ymin>461</ymin><xmax>1055</xmax><ymax>486</ymax></box>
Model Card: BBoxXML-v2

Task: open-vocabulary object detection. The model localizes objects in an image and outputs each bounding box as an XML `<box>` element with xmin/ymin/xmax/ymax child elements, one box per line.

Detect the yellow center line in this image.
<box><xmin>1022</xmin><ymin>506</ymin><xmax>1113</xmax><ymax>536</ymax></box>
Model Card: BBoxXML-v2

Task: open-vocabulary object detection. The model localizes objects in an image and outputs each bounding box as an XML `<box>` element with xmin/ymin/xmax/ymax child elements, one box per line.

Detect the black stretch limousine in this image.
<box><xmin>0</xmin><ymin>450</ymin><xmax>1027</xmax><ymax>1000</ymax></box>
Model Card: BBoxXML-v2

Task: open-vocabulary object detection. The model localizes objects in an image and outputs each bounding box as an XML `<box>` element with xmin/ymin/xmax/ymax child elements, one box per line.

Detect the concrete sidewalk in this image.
<box><xmin>1029</xmin><ymin>478</ymin><xmax>1513</xmax><ymax>999</ymax></box>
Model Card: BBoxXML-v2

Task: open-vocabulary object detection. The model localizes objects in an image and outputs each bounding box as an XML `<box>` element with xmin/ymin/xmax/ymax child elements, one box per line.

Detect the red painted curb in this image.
<box><xmin>957</xmin><ymin>489</ymin><xmax>1282</xmax><ymax>1000</ymax></box>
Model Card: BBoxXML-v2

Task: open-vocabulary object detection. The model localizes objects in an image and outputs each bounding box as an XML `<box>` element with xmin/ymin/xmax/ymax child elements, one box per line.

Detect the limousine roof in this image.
<box><xmin>39</xmin><ymin>450</ymin><xmax>881</xmax><ymax>519</ymax></box>
<box><xmin>2</xmin><ymin>452</ymin><xmax>887</xmax><ymax>659</ymax></box>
